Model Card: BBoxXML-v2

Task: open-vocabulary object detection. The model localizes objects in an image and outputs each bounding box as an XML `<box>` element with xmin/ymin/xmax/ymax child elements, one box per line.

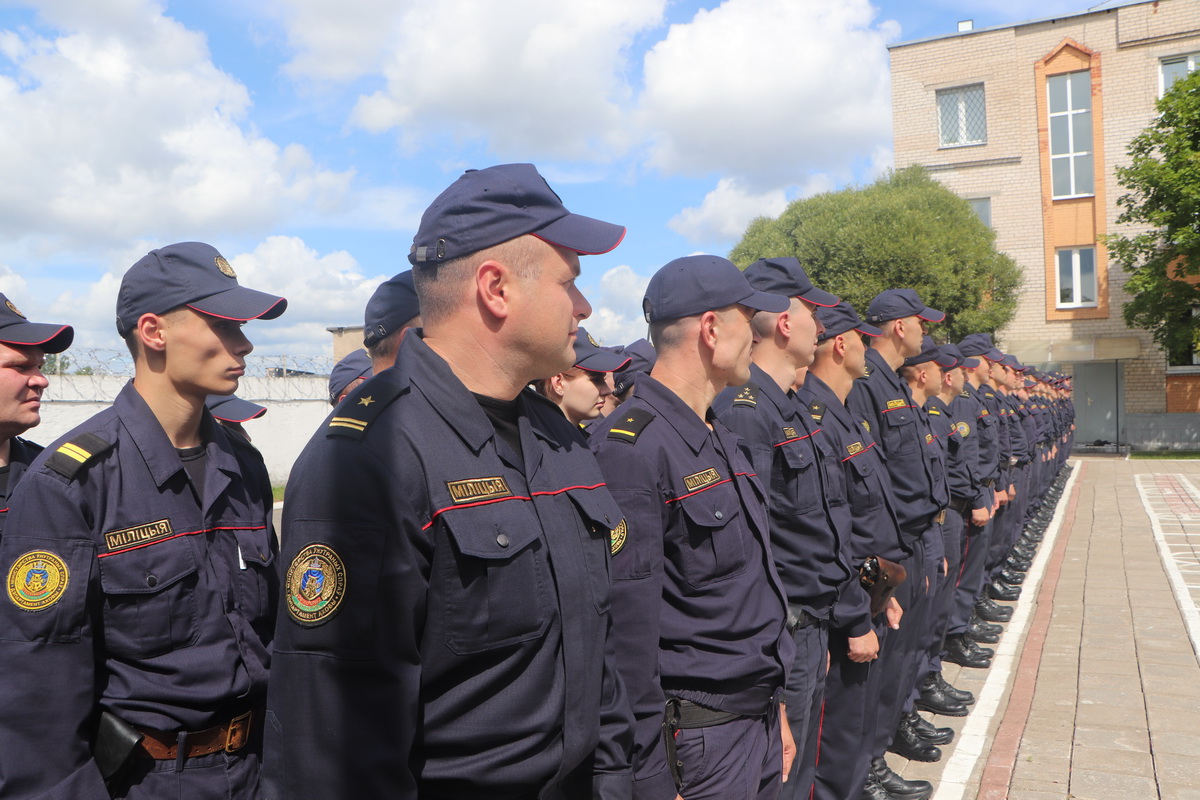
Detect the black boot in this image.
<box><xmin>860</xmin><ymin>771</ymin><xmax>894</xmax><ymax>800</ymax></box>
<box><xmin>962</xmin><ymin>635</ymin><xmax>995</xmax><ymax>658</ymax></box>
<box><xmin>944</xmin><ymin>633</ymin><xmax>991</xmax><ymax>668</ymax></box>
<box><xmin>987</xmin><ymin>579</ymin><xmax>1020</xmax><ymax>601</ymax></box>
<box><xmin>871</xmin><ymin>756</ymin><xmax>934</xmax><ymax>799</ymax></box>
<box><xmin>935</xmin><ymin>671</ymin><xmax>975</xmax><ymax>705</ymax></box>
<box><xmin>908</xmin><ymin>711</ymin><xmax>955</xmax><ymax>744</ymax></box>
<box><xmin>916</xmin><ymin>672</ymin><xmax>968</xmax><ymax>716</ymax></box>
<box><xmin>887</xmin><ymin>714</ymin><xmax>942</xmax><ymax>762</ymax></box>
<box><xmin>998</xmin><ymin>568</ymin><xmax>1026</xmax><ymax>585</ymax></box>
<box><xmin>975</xmin><ymin>597</ymin><xmax>1013</xmax><ymax>622</ymax></box>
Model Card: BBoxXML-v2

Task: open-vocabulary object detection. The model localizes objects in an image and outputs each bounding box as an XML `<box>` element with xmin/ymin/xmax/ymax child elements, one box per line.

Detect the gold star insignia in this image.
<box><xmin>358</xmin><ymin>396</ymin><xmax>375</xmax><ymax>407</ymax></box>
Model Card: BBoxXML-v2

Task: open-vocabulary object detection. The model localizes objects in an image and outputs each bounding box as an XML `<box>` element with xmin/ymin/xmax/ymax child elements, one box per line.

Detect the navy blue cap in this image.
<box><xmin>409</xmin><ymin>163</ymin><xmax>625</xmax><ymax>266</ymax></box>
<box><xmin>903</xmin><ymin>335</ymin><xmax>957</xmax><ymax>368</ymax></box>
<box><xmin>1000</xmin><ymin>354</ymin><xmax>1028</xmax><ymax>372</ymax></box>
<box><xmin>205</xmin><ymin>394</ymin><xmax>266</xmax><ymax>423</ymax></box>
<box><xmin>364</xmin><ymin>270</ymin><xmax>420</xmax><ymax>348</ymax></box>
<box><xmin>574</xmin><ymin>327</ymin><xmax>630</xmax><ymax>372</ymax></box>
<box><xmin>613</xmin><ymin>339</ymin><xmax>656</xmax><ymax>396</ymax></box>
<box><xmin>939</xmin><ymin>342</ymin><xmax>978</xmax><ymax>369</ymax></box>
<box><xmin>743</xmin><ymin>258</ymin><xmax>839</xmax><ymax>308</ymax></box>
<box><xmin>958</xmin><ymin>333</ymin><xmax>1003</xmax><ymax>361</ymax></box>
<box><xmin>329</xmin><ymin>349</ymin><xmax>373</xmax><ymax>404</ymax></box>
<box><xmin>0</xmin><ymin>294</ymin><xmax>73</xmax><ymax>354</ymax></box>
<box><xmin>643</xmin><ymin>255</ymin><xmax>789</xmax><ymax>323</ymax></box>
<box><xmin>116</xmin><ymin>242</ymin><xmax>286</xmax><ymax>336</ymax></box>
<box><xmin>865</xmin><ymin>289</ymin><xmax>944</xmax><ymax>324</ymax></box>
<box><xmin>816</xmin><ymin>301</ymin><xmax>882</xmax><ymax>342</ymax></box>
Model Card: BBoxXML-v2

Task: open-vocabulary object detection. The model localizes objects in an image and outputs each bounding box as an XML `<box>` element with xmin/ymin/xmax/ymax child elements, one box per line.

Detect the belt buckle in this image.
<box><xmin>225</xmin><ymin>710</ymin><xmax>252</xmax><ymax>753</ymax></box>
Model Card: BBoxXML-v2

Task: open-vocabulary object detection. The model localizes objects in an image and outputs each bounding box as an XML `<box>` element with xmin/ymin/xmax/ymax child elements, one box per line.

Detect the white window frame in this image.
<box><xmin>967</xmin><ymin>196</ymin><xmax>992</xmax><ymax>228</ymax></box>
<box><xmin>936</xmin><ymin>84</ymin><xmax>987</xmax><ymax>148</ymax></box>
<box><xmin>1161</xmin><ymin>52</ymin><xmax>1200</xmax><ymax>96</ymax></box>
<box><xmin>1055</xmin><ymin>246</ymin><xmax>1098</xmax><ymax>309</ymax></box>
<box><xmin>1047</xmin><ymin>71</ymin><xmax>1093</xmax><ymax>199</ymax></box>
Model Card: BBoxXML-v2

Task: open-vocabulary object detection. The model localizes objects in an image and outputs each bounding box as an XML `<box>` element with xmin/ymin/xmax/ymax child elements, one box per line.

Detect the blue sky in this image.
<box><xmin>0</xmin><ymin>0</ymin><xmax>1095</xmax><ymax>356</ymax></box>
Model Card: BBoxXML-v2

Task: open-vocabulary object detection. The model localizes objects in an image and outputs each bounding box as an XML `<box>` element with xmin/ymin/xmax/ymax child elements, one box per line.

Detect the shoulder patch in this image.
<box><xmin>7</xmin><ymin>550</ymin><xmax>70</xmax><ymax>611</ymax></box>
<box><xmin>285</xmin><ymin>543</ymin><xmax>347</xmax><ymax>626</ymax></box>
<box><xmin>607</xmin><ymin>407</ymin><xmax>655</xmax><ymax>444</ymax></box>
<box><xmin>46</xmin><ymin>432</ymin><xmax>114</xmax><ymax>481</ymax></box>
<box><xmin>327</xmin><ymin>375</ymin><xmax>403</xmax><ymax>441</ymax></box>
<box><xmin>927</xmin><ymin>406</ymin><xmax>942</xmax><ymax>415</ymax></box>
<box><xmin>861</xmin><ymin>419</ymin><xmax>871</xmax><ymax>434</ymax></box>
<box><xmin>960</xmin><ymin>389</ymin><xmax>970</xmax><ymax>398</ymax></box>
<box><xmin>809</xmin><ymin>400</ymin><xmax>827</xmax><ymax>422</ymax></box>
<box><xmin>864</xmin><ymin>362</ymin><xmax>874</xmax><ymax>377</ymax></box>
<box><xmin>732</xmin><ymin>382</ymin><xmax>759</xmax><ymax>407</ymax></box>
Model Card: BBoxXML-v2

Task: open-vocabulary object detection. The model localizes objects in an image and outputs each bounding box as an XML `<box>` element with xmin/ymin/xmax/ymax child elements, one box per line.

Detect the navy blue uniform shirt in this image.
<box><xmin>0</xmin><ymin>436</ymin><xmax>43</xmax><ymax>535</ymax></box>
<box><xmin>946</xmin><ymin>392</ymin><xmax>990</xmax><ymax>510</ymax></box>
<box><xmin>714</xmin><ymin>363</ymin><xmax>853</xmax><ymax>621</ymax></box>
<box><xmin>264</xmin><ymin>333</ymin><xmax>632</xmax><ymax>800</ymax></box>
<box><xmin>805</xmin><ymin>373</ymin><xmax>906</xmax><ymax>633</ymax></box>
<box><xmin>926</xmin><ymin>396</ymin><xmax>973</xmax><ymax>505</ymax></box>
<box><xmin>846</xmin><ymin>349</ymin><xmax>942</xmax><ymax>540</ymax></box>
<box><xmin>589</xmin><ymin>374</ymin><xmax>792</xmax><ymax>800</ymax></box>
<box><xmin>963</xmin><ymin>382</ymin><xmax>1000</xmax><ymax>495</ymax></box>
<box><xmin>0</xmin><ymin>382</ymin><xmax>277</xmax><ymax>798</ymax></box>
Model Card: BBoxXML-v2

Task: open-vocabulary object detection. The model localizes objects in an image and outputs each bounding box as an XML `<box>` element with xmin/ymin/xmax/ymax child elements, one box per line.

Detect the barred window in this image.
<box><xmin>1048</xmin><ymin>71</ymin><xmax>1093</xmax><ymax>198</ymax></box>
<box><xmin>937</xmin><ymin>84</ymin><xmax>986</xmax><ymax>147</ymax></box>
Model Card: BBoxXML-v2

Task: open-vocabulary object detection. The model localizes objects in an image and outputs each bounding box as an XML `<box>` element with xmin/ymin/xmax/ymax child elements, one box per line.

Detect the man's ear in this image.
<box><xmin>476</xmin><ymin>260</ymin><xmax>513</xmax><ymax>320</ymax></box>
<box><xmin>136</xmin><ymin>313</ymin><xmax>168</xmax><ymax>353</ymax></box>
<box><xmin>698</xmin><ymin>310</ymin><xmax>720</xmax><ymax>351</ymax></box>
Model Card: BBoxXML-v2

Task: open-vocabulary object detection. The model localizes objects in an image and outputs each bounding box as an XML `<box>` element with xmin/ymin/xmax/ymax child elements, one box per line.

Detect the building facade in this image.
<box><xmin>890</xmin><ymin>0</ymin><xmax>1200</xmax><ymax>448</ymax></box>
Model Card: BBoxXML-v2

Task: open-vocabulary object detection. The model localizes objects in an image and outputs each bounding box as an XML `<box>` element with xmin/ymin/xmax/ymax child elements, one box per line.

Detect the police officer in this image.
<box><xmin>328</xmin><ymin>348</ymin><xmax>372</xmax><ymax>406</ymax></box>
<box><xmin>264</xmin><ymin>163</ymin><xmax>633</xmax><ymax>799</ymax></box>
<box><xmin>590</xmin><ymin>254</ymin><xmax>795</xmax><ymax>800</ymax></box>
<box><xmin>205</xmin><ymin>394</ymin><xmax>267</xmax><ymax>442</ymax></box>
<box><xmin>0</xmin><ymin>294</ymin><xmax>73</xmax><ymax>535</ymax></box>
<box><xmin>363</xmin><ymin>269</ymin><xmax>420</xmax><ymax>373</ymax></box>
<box><xmin>611</xmin><ymin>338</ymin><xmax>656</xmax><ymax>403</ymax></box>
<box><xmin>712</xmin><ymin>257</ymin><xmax>852</xmax><ymax>800</ymax></box>
<box><xmin>0</xmin><ymin>242</ymin><xmax>285</xmax><ymax>798</ymax></box>
<box><xmin>535</xmin><ymin>327</ymin><xmax>629</xmax><ymax>426</ymax></box>
<box><xmin>848</xmin><ymin>289</ymin><xmax>949</xmax><ymax>768</ymax></box>
<box><xmin>804</xmin><ymin>302</ymin><xmax>927</xmax><ymax>800</ymax></box>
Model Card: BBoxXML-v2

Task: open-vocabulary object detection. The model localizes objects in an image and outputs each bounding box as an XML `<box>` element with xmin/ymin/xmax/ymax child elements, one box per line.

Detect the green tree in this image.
<box><xmin>1108</xmin><ymin>68</ymin><xmax>1200</xmax><ymax>362</ymax></box>
<box><xmin>729</xmin><ymin>165</ymin><xmax>1021</xmax><ymax>342</ymax></box>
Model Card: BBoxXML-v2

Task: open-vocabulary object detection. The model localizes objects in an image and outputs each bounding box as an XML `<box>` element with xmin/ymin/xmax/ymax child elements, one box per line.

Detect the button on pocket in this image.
<box><xmin>97</xmin><ymin>538</ymin><xmax>199</xmax><ymax>659</ymax></box>
<box><xmin>677</xmin><ymin>481</ymin><xmax>747</xmax><ymax>588</ymax></box>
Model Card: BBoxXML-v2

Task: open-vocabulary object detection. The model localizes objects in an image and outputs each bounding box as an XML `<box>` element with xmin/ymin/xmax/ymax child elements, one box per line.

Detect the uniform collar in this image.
<box><xmin>631</xmin><ymin>374</ymin><xmax>715</xmax><ymax>455</ymax></box>
<box><xmin>114</xmin><ymin>381</ymin><xmax>241</xmax><ymax>490</ymax></box>
<box><xmin>866</xmin><ymin>348</ymin><xmax>903</xmax><ymax>390</ymax></box>
<box><xmin>400</xmin><ymin>332</ymin><xmax>499</xmax><ymax>455</ymax></box>
<box><xmin>747</xmin><ymin>363</ymin><xmax>802</xmax><ymax>422</ymax></box>
<box><xmin>926</xmin><ymin>395</ymin><xmax>949</xmax><ymax>413</ymax></box>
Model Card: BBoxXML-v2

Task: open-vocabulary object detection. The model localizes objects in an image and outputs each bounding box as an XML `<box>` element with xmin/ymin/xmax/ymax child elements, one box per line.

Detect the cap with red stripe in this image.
<box><xmin>0</xmin><ymin>294</ymin><xmax>73</xmax><ymax>354</ymax></box>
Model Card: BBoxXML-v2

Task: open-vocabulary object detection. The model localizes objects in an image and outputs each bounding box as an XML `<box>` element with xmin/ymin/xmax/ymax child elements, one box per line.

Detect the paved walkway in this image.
<box><xmin>888</xmin><ymin>457</ymin><xmax>1200</xmax><ymax>800</ymax></box>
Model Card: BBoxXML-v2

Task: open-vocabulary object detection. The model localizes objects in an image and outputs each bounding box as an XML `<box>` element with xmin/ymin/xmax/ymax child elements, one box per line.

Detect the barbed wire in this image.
<box><xmin>41</xmin><ymin>349</ymin><xmax>336</xmax><ymax>403</ymax></box>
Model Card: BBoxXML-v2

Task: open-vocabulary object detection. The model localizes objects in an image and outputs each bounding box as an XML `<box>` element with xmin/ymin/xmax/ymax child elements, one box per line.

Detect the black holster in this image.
<box><xmin>93</xmin><ymin>711</ymin><xmax>144</xmax><ymax>796</ymax></box>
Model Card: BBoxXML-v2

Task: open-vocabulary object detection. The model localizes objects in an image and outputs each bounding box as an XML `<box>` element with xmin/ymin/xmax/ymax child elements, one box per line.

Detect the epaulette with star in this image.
<box><xmin>809</xmin><ymin>400</ymin><xmax>827</xmax><ymax>422</ymax></box>
<box><xmin>328</xmin><ymin>374</ymin><xmax>404</xmax><ymax>441</ymax></box>
<box><xmin>732</xmin><ymin>382</ymin><xmax>759</xmax><ymax>408</ymax></box>
<box><xmin>607</xmin><ymin>407</ymin><xmax>655</xmax><ymax>444</ymax></box>
<box><xmin>46</xmin><ymin>432</ymin><xmax>115</xmax><ymax>481</ymax></box>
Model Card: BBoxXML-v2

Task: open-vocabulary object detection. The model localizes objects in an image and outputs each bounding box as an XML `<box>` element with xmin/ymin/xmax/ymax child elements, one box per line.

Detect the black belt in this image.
<box><xmin>787</xmin><ymin>605</ymin><xmax>821</xmax><ymax>634</ymax></box>
<box><xmin>948</xmin><ymin>495</ymin><xmax>972</xmax><ymax>513</ymax></box>
<box><xmin>982</xmin><ymin>479</ymin><xmax>995</xmax><ymax>488</ymax></box>
<box><xmin>662</xmin><ymin>697</ymin><xmax>748</xmax><ymax>791</ymax></box>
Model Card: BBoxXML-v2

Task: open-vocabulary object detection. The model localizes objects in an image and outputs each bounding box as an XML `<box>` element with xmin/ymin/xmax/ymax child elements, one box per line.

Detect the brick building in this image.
<box><xmin>890</xmin><ymin>0</ymin><xmax>1200</xmax><ymax>448</ymax></box>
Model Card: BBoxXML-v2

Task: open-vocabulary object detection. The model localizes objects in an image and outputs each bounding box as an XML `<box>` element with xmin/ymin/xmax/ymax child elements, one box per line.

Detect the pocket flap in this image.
<box><xmin>235</xmin><ymin>527</ymin><xmax>275</xmax><ymax>567</ymax></box>
<box><xmin>97</xmin><ymin>538</ymin><xmax>197</xmax><ymax>596</ymax></box>
<box><xmin>441</xmin><ymin>499</ymin><xmax>542</xmax><ymax>558</ymax></box>
<box><xmin>677</xmin><ymin>481</ymin><xmax>741</xmax><ymax>529</ymax></box>
<box><xmin>565</xmin><ymin>487</ymin><xmax>623</xmax><ymax>530</ymax></box>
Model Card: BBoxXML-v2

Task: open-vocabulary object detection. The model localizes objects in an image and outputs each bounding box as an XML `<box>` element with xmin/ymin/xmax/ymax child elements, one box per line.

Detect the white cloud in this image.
<box><xmin>640</xmin><ymin>0</ymin><xmax>899</xmax><ymax>184</ymax></box>
<box><xmin>272</xmin><ymin>0</ymin><xmax>400</xmax><ymax>82</ymax></box>
<box><xmin>331</xmin><ymin>0</ymin><xmax>665</xmax><ymax>160</ymax></box>
<box><xmin>583</xmin><ymin>264</ymin><xmax>651</xmax><ymax>346</ymax></box>
<box><xmin>668</xmin><ymin>178</ymin><xmax>788</xmax><ymax>243</ymax></box>
<box><xmin>0</xmin><ymin>0</ymin><xmax>352</xmax><ymax>250</ymax></box>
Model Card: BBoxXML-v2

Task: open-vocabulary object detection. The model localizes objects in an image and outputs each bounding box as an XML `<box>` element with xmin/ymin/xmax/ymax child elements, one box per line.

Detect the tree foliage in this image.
<box><xmin>1108</xmin><ymin>68</ymin><xmax>1200</xmax><ymax>361</ymax></box>
<box><xmin>729</xmin><ymin>166</ymin><xmax>1021</xmax><ymax>342</ymax></box>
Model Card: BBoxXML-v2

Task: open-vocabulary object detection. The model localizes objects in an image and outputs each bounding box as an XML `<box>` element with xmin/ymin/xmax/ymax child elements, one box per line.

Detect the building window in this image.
<box><xmin>1047</xmin><ymin>71</ymin><xmax>1093</xmax><ymax>198</ymax></box>
<box><xmin>967</xmin><ymin>197</ymin><xmax>992</xmax><ymax>228</ymax></box>
<box><xmin>937</xmin><ymin>84</ymin><xmax>986</xmax><ymax>147</ymax></box>
<box><xmin>1056</xmin><ymin>247</ymin><xmax>1098</xmax><ymax>308</ymax></box>
<box><xmin>1162</xmin><ymin>52</ymin><xmax>1200</xmax><ymax>95</ymax></box>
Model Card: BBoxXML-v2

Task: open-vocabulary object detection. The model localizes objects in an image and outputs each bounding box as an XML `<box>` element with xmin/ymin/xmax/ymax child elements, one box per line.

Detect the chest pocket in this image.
<box><xmin>566</xmin><ymin>488</ymin><xmax>620</xmax><ymax>615</ymax></box>
<box><xmin>233</xmin><ymin>527</ymin><xmax>277</xmax><ymax>632</ymax></box>
<box><xmin>674</xmin><ymin>480</ymin><xmax>747</xmax><ymax>588</ymax></box>
<box><xmin>437</xmin><ymin>500</ymin><xmax>552</xmax><ymax>656</ymax></box>
<box><xmin>774</xmin><ymin>436</ymin><xmax>820</xmax><ymax>514</ymax></box>
<box><xmin>845</xmin><ymin>453</ymin><xmax>881</xmax><ymax>512</ymax></box>
<box><xmin>97</xmin><ymin>537</ymin><xmax>199</xmax><ymax>659</ymax></box>
<box><xmin>882</xmin><ymin>409</ymin><xmax>919</xmax><ymax>458</ymax></box>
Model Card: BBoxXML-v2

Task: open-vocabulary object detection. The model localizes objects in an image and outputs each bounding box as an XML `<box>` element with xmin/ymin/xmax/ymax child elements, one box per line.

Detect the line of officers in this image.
<box><xmin>0</xmin><ymin>163</ymin><xmax>1075</xmax><ymax>800</ymax></box>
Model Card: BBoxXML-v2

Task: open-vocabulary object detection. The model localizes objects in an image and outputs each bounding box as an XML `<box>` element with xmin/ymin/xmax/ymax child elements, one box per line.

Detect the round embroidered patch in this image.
<box><xmin>956</xmin><ymin>421</ymin><xmax>972</xmax><ymax>438</ymax></box>
<box><xmin>214</xmin><ymin>256</ymin><xmax>237</xmax><ymax>278</ymax></box>
<box><xmin>5</xmin><ymin>299</ymin><xmax>25</xmax><ymax>319</ymax></box>
<box><xmin>285</xmin><ymin>543</ymin><xmax>347</xmax><ymax>626</ymax></box>
<box><xmin>7</xmin><ymin>551</ymin><xmax>69</xmax><ymax>612</ymax></box>
<box><xmin>610</xmin><ymin>518</ymin><xmax>628</xmax><ymax>556</ymax></box>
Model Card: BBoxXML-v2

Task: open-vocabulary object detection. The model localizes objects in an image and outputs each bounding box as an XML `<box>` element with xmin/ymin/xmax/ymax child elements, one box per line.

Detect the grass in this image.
<box><xmin>272</xmin><ymin>485</ymin><xmax>285</xmax><ymax>503</ymax></box>
<box><xmin>1129</xmin><ymin>451</ymin><xmax>1200</xmax><ymax>459</ymax></box>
